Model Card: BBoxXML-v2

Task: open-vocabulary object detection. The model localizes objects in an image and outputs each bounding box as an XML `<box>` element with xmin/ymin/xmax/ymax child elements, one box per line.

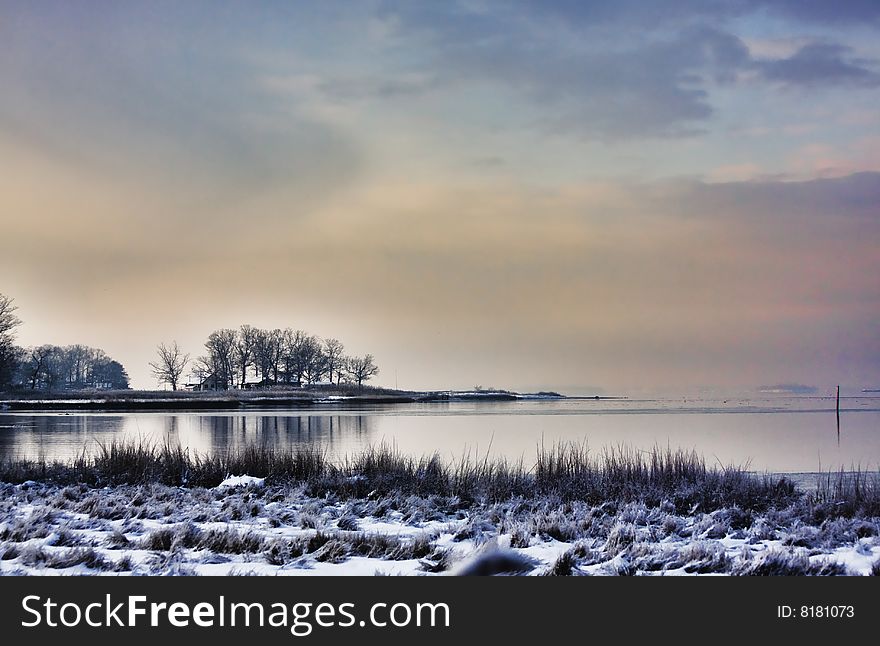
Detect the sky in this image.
<box><xmin>1</xmin><ymin>0</ymin><xmax>879</xmax><ymax>394</ymax></box>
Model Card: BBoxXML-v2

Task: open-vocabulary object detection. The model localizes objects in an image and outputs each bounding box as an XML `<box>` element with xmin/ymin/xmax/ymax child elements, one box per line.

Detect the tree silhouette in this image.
<box><xmin>0</xmin><ymin>294</ymin><xmax>22</xmax><ymax>389</ymax></box>
<box><xmin>345</xmin><ymin>354</ymin><xmax>379</xmax><ymax>389</ymax></box>
<box><xmin>149</xmin><ymin>341</ymin><xmax>190</xmax><ymax>391</ymax></box>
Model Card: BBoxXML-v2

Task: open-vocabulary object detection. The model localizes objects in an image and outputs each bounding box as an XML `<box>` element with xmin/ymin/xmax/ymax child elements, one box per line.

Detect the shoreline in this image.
<box><xmin>0</xmin><ymin>388</ymin><xmax>578</xmax><ymax>411</ymax></box>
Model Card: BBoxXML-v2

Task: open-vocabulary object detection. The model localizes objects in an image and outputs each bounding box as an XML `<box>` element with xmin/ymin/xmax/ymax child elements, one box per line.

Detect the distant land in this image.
<box><xmin>757</xmin><ymin>384</ymin><xmax>819</xmax><ymax>395</ymax></box>
<box><xmin>0</xmin><ymin>386</ymin><xmax>590</xmax><ymax>411</ymax></box>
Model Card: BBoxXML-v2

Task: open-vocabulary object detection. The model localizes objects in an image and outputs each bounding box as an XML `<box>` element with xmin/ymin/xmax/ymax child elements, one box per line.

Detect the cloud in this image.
<box><xmin>786</xmin><ymin>137</ymin><xmax>880</xmax><ymax>178</ymax></box>
<box><xmin>705</xmin><ymin>163</ymin><xmax>764</xmax><ymax>182</ymax></box>
<box><xmin>375</xmin><ymin>3</ymin><xmax>877</xmax><ymax>140</ymax></box>
<box><xmin>514</xmin><ymin>1</ymin><xmax>880</xmax><ymax>28</ymax></box>
<box><xmin>753</xmin><ymin>0</ymin><xmax>880</xmax><ymax>26</ymax></box>
<box><xmin>261</xmin><ymin>72</ymin><xmax>440</xmax><ymax>109</ymax></box>
<box><xmin>501</xmin><ymin>1</ymin><xmax>746</xmax><ymax>30</ymax></box>
<box><xmin>422</xmin><ymin>24</ymin><xmax>754</xmax><ymax>139</ymax></box>
<box><xmin>8</xmin><ymin>1</ymin><xmax>873</xmax><ymax>153</ymax></box>
<box><xmin>755</xmin><ymin>43</ymin><xmax>880</xmax><ymax>88</ymax></box>
<box><xmin>679</xmin><ymin>171</ymin><xmax>880</xmax><ymax>221</ymax></box>
<box><xmin>0</xmin><ymin>3</ymin><xmax>364</xmax><ymax>212</ymax></box>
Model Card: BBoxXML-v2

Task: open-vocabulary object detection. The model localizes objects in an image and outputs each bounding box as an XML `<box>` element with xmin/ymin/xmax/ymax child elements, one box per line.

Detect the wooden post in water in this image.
<box><xmin>836</xmin><ymin>385</ymin><xmax>840</xmax><ymax>445</ymax></box>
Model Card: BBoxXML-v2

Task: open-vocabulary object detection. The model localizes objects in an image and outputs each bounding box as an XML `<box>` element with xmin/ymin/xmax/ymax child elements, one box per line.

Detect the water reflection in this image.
<box><xmin>0</xmin><ymin>413</ymin><xmax>375</xmax><ymax>462</ymax></box>
<box><xmin>193</xmin><ymin>414</ymin><xmax>372</xmax><ymax>454</ymax></box>
<box><xmin>0</xmin><ymin>398</ymin><xmax>878</xmax><ymax>473</ymax></box>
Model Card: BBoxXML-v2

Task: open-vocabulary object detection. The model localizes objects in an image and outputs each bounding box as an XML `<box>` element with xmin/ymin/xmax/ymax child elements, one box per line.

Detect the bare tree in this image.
<box><xmin>205</xmin><ymin>329</ymin><xmax>236</xmax><ymax>390</ymax></box>
<box><xmin>254</xmin><ymin>328</ymin><xmax>285</xmax><ymax>384</ymax></box>
<box><xmin>190</xmin><ymin>355</ymin><xmax>213</xmax><ymax>389</ymax></box>
<box><xmin>234</xmin><ymin>324</ymin><xmax>258</xmax><ymax>388</ymax></box>
<box><xmin>267</xmin><ymin>328</ymin><xmax>284</xmax><ymax>383</ymax></box>
<box><xmin>0</xmin><ymin>293</ymin><xmax>21</xmax><ymax>343</ymax></box>
<box><xmin>24</xmin><ymin>345</ymin><xmax>54</xmax><ymax>390</ymax></box>
<box><xmin>64</xmin><ymin>344</ymin><xmax>91</xmax><ymax>387</ymax></box>
<box><xmin>0</xmin><ymin>344</ymin><xmax>23</xmax><ymax>390</ymax></box>
<box><xmin>281</xmin><ymin>329</ymin><xmax>307</xmax><ymax>385</ymax></box>
<box><xmin>0</xmin><ymin>294</ymin><xmax>22</xmax><ymax>389</ymax></box>
<box><xmin>323</xmin><ymin>338</ymin><xmax>345</xmax><ymax>385</ymax></box>
<box><xmin>345</xmin><ymin>354</ymin><xmax>379</xmax><ymax>389</ymax></box>
<box><xmin>253</xmin><ymin>328</ymin><xmax>271</xmax><ymax>383</ymax></box>
<box><xmin>300</xmin><ymin>335</ymin><xmax>326</xmax><ymax>385</ymax></box>
<box><xmin>41</xmin><ymin>346</ymin><xmax>64</xmax><ymax>390</ymax></box>
<box><xmin>149</xmin><ymin>341</ymin><xmax>190</xmax><ymax>391</ymax></box>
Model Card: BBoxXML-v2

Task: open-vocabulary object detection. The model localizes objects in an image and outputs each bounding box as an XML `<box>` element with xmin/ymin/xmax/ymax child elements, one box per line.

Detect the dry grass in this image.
<box><xmin>1</xmin><ymin>440</ymin><xmax>872</xmax><ymax>518</ymax></box>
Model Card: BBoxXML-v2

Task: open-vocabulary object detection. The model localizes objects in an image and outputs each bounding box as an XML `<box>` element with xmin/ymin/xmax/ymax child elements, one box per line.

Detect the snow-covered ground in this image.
<box><xmin>1</xmin><ymin>478</ymin><xmax>877</xmax><ymax>576</ymax></box>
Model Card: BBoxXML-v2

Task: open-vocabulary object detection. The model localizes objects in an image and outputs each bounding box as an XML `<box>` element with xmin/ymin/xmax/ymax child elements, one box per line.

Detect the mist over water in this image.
<box><xmin>2</xmin><ymin>394</ymin><xmax>878</xmax><ymax>473</ymax></box>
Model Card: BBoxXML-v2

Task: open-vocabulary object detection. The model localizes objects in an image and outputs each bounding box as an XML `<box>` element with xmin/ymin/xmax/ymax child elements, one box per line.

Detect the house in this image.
<box><xmin>185</xmin><ymin>373</ymin><xmax>225</xmax><ymax>391</ymax></box>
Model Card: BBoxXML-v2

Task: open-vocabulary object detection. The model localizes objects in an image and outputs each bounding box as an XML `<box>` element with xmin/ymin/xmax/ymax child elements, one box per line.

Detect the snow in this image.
<box><xmin>215</xmin><ymin>475</ymin><xmax>266</xmax><ymax>489</ymax></box>
<box><xmin>1</xmin><ymin>481</ymin><xmax>877</xmax><ymax>576</ymax></box>
<box><xmin>821</xmin><ymin>539</ymin><xmax>879</xmax><ymax>573</ymax></box>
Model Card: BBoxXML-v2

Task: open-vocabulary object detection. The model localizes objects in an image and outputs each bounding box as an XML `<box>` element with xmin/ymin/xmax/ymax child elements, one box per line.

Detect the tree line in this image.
<box><xmin>0</xmin><ymin>293</ymin><xmax>380</xmax><ymax>393</ymax></box>
<box><xmin>151</xmin><ymin>325</ymin><xmax>379</xmax><ymax>391</ymax></box>
<box><xmin>18</xmin><ymin>344</ymin><xmax>130</xmax><ymax>390</ymax></box>
<box><xmin>0</xmin><ymin>293</ymin><xmax>130</xmax><ymax>391</ymax></box>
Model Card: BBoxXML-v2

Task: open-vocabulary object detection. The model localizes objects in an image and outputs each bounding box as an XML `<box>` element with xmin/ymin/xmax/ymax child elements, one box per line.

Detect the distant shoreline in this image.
<box><xmin>0</xmin><ymin>387</ymin><xmax>607</xmax><ymax>411</ymax></box>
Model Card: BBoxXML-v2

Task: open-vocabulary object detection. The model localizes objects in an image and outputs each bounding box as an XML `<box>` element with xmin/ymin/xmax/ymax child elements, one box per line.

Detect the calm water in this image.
<box><xmin>1</xmin><ymin>396</ymin><xmax>878</xmax><ymax>473</ymax></box>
